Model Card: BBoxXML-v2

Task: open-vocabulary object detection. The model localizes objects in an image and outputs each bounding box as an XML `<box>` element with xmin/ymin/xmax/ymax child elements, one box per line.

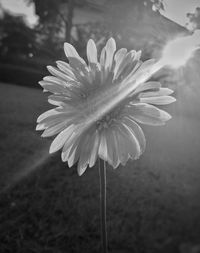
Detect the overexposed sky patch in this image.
<box><xmin>0</xmin><ymin>0</ymin><xmax>38</xmax><ymax>26</ymax></box>
<box><xmin>161</xmin><ymin>0</ymin><xmax>200</xmax><ymax>27</ymax></box>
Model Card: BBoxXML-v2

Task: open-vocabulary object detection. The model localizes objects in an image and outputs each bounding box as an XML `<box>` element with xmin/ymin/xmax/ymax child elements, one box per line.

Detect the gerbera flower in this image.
<box><xmin>36</xmin><ymin>38</ymin><xmax>175</xmax><ymax>175</ymax></box>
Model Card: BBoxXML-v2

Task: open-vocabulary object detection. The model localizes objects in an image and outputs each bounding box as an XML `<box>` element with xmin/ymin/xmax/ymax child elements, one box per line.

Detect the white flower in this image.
<box><xmin>36</xmin><ymin>38</ymin><xmax>175</xmax><ymax>175</ymax></box>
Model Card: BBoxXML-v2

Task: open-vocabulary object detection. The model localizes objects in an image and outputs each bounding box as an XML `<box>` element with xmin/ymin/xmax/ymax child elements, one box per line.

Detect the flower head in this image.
<box><xmin>36</xmin><ymin>38</ymin><xmax>175</xmax><ymax>175</ymax></box>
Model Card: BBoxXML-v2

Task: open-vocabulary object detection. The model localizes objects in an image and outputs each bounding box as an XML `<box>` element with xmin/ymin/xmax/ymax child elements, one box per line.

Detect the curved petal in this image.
<box><xmin>139</xmin><ymin>88</ymin><xmax>174</xmax><ymax>98</ymax></box>
<box><xmin>140</xmin><ymin>96</ymin><xmax>176</xmax><ymax>105</ymax></box>
<box><xmin>64</xmin><ymin>42</ymin><xmax>81</xmax><ymax>60</ymax></box>
<box><xmin>126</xmin><ymin>103</ymin><xmax>172</xmax><ymax>125</ymax></box>
<box><xmin>39</xmin><ymin>81</ymin><xmax>69</xmax><ymax>95</ymax></box>
<box><xmin>104</xmin><ymin>37</ymin><xmax>116</xmax><ymax>72</ymax></box>
<box><xmin>113</xmin><ymin>48</ymin><xmax>127</xmax><ymax>78</ymax></box>
<box><xmin>49</xmin><ymin>124</ymin><xmax>75</xmax><ymax>153</ymax></box>
<box><xmin>116</xmin><ymin>123</ymin><xmax>141</xmax><ymax>160</ymax></box>
<box><xmin>37</xmin><ymin>108</ymin><xmax>63</xmax><ymax>123</ymax></box>
<box><xmin>77</xmin><ymin>133</ymin><xmax>93</xmax><ymax>176</ymax></box>
<box><xmin>122</xmin><ymin>116</ymin><xmax>146</xmax><ymax>153</ymax></box>
<box><xmin>114</xmin><ymin>126</ymin><xmax>129</xmax><ymax>165</ymax></box>
<box><xmin>98</xmin><ymin>129</ymin><xmax>108</xmax><ymax>161</ymax></box>
<box><xmin>38</xmin><ymin>113</ymin><xmax>73</xmax><ymax>129</ymax></box>
<box><xmin>56</xmin><ymin>61</ymin><xmax>76</xmax><ymax>79</ymax></box>
<box><xmin>89</xmin><ymin>130</ymin><xmax>100</xmax><ymax>168</ymax></box>
<box><xmin>42</xmin><ymin>121</ymin><xmax>71</xmax><ymax>138</ymax></box>
<box><xmin>104</xmin><ymin>128</ymin><xmax>115</xmax><ymax>165</ymax></box>
<box><xmin>87</xmin><ymin>39</ymin><xmax>97</xmax><ymax>64</ymax></box>
<box><xmin>47</xmin><ymin>66</ymin><xmax>73</xmax><ymax>82</ymax></box>
<box><xmin>114</xmin><ymin>50</ymin><xmax>138</xmax><ymax>81</ymax></box>
<box><xmin>135</xmin><ymin>81</ymin><xmax>161</xmax><ymax>93</ymax></box>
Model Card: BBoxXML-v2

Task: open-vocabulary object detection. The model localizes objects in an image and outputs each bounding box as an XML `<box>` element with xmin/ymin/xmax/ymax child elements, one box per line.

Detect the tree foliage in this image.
<box><xmin>187</xmin><ymin>7</ymin><xmax>200</xmax><ymax>31</ymax></box>
<box><xmin>0</xmin><ymin>11</ymin><xmax>36</xmax><ymax>59</ymax></box>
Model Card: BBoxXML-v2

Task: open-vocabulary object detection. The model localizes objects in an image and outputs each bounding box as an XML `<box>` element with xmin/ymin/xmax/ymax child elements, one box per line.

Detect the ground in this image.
<box><xmin>0</xmin><ymin>82</ymin><xmax>200</xmax><ymax>253</ymax></box>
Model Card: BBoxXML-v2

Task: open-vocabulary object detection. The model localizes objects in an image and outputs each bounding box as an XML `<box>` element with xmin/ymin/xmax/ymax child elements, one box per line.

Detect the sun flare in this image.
<box><xmin>160</xmin><ymin>31</ymin><xmax>200</xmax><ymax>69</ymax></box>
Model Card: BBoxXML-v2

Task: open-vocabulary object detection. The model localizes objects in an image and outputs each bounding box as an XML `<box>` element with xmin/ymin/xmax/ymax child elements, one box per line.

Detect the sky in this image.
<box><xmin>0</xmin><ymin>0</ymin><xmax>200</xmax><ymax>27</ymax></box>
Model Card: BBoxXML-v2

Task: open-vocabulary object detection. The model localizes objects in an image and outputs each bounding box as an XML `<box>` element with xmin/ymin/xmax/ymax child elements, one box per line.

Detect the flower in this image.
<box><xmin>36</xmin><ymin>38</ymin><xmax>175</xmax><ymax>175</ymax></box>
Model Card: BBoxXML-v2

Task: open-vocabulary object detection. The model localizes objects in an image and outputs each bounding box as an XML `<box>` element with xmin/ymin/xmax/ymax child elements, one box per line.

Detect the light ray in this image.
<box><xmin>77</xmin><ymin>33</ymin><xmax>200</xmax><ymax>131</ymax></box>
<box><xmin>1</xmin><ymin>148</ymin><xmax>51</xmax><ymax>193</ymax></box>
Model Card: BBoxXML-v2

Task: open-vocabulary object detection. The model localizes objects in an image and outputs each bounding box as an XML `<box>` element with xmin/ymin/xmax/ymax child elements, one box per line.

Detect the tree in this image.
<box><xmin>0</xmin><ymin>11</ymin><xmax>36</xmax><ymax>59</ymax></box>
<box><xmin>27</xmin><ymin>0</ymin><xmax>79</xmax><ymax>42</ymax></box>
<box><xmin>27</xmin><ymin>0</ymin><xmax>164</xmax><ymax>42</ymax></box>
<box><xmin>186</xmin><ymin>7</ymin><xmax>200</xmax><ymax>31</ymax></box>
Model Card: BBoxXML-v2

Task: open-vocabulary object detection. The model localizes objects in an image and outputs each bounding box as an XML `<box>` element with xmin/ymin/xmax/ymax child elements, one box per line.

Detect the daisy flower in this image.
<box><xmin>36</xmin><ymin>38</ymin><xmax>175</xmax><ymax>175</ymax></box>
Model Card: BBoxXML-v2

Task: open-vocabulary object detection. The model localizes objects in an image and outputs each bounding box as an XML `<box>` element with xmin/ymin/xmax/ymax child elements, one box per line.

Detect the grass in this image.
<box><xmin>0</xmin><ymin>82</ymin><xmax>200</xmax><ymax>253</ymax></box>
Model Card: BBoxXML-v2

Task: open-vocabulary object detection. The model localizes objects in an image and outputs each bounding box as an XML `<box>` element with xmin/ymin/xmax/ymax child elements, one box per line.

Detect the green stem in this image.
<box><xmin>99</xmin><ymin>159</ymin><xmax>108</xmax><ymax>253</ymax></box>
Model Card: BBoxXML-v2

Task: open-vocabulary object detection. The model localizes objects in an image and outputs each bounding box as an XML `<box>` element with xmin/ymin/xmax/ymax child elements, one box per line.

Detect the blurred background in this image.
<box><xmin>0</xmin><ymin>0</ymin><xmax>200</xmax><ymax>252</ymax></box>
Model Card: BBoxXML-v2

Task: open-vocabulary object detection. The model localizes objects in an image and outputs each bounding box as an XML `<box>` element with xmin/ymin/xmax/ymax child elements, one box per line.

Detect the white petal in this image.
<box><xmin>89</xmin><ymin>130</ymin><xmax>100</xmax><ymax>168</ymax></box>
<box><xmin>114</xmin><ymin>127</ymin><xmax>129</xmax><ymax>165</ymax></box>
<box><xmin>77</xmin><ymin>134</ymin><xmax>92</xmax><ymax>176</ymax></box>
<box><xmin>113</xmin><ymin>48</ymin><xmax>127</xmax><ymax>78</ymax></box>
<box><xmin>108</xmin><ymin>130</ymin><xmax>119</xmax><ymax>168</ymax></box>
<box><xmin>104</xmin><ymin>129</ymin><xmax>115</xmax><ymax>166</ymax></box>
<box><xmin>39</xmin><ymin>81</ymin><xmax>68</xmax><ymax>94</ymax></box>
<box><xmin>135</xmin><ymin>81</ymin><xmax>161</xmax><ymax>93</ymax></box>
<box><xmin>64</xmin><ymin>42</ymin><xmax>80</xmax><ymax>59</ymax></box>
<box><xmin>62</xmin><ymin>130</ymin><xmax>83</xmax><ymax>162</ymax></box>
<box><xmin>140</xmin><ymin>96</ymin><xmax>176</xmax><ymax>105</ymax></box>
<box><xmin>49</xmin><ymin>124</ymin><xmax>75</xmax><ymax>153</ymax></box>
<box><xmin>56</xmin><ymin>61</ymin><xmax>76</xmax><ymax>79</ymax></box>
<box><xmin>37</xmin><ymin>109</ymin><xmax>61</xmax><ymax>123</ymax></box>
<box><xmin>122</xmin><ymin>117</ymin><xmax>146</xmax><ymax>153</ymax></box>
<box><xmin>114</xmin><ymin>50</ymin><xmax>139</xmax><ymax>81</ymax></box>
<box><xmin>124</xmin><ymin>59</ymin><xmax>155</xmax><ymax>84</ymax></box>
<box><xmin>139</xmin><ymin>88</ymin><xmax>174</xmax><ymax>98</ymax></box>
<box><xmin>87</xmin><ymin>39</ymin><xmax>97</xmax><ymax>64</ymax></box>
<box><xmin>36</xmin><ymin>123</ymin><xmax>46</xmax><ymax>131</ymax></box>
<box><xmin>127</xmin><ymin>103</ymin><xmax>172</xmax><ymax>125</ymax></box>
<box><xmin>42</xmin><ymin>121</ymin><xmax>70</xmax><ymax>138</ymax></box>
<box><xmin>104</xmin><ymin>37</ymin><xmax>116</xmax><ymax>71</ymax></box>
<box><xmin>117</xmin><ymin>123</ymin><xmax>141</xmax><ymax>160</ymax></box>
<box><xmin>98</xmin><ymin>130</ymin><xmax>108</xmax><ymax>161</ymax></box>
<box><xmin>47</xmin><ymin>66</ymin><xmax>73</xmax><ymax>82</ymax></box>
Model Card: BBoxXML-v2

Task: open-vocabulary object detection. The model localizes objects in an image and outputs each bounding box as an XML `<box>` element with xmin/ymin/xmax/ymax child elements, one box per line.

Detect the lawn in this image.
<box><xmin>0</xmin><ymin>82</ymin><xmax>200</xmax><ymax>253</ymax></box>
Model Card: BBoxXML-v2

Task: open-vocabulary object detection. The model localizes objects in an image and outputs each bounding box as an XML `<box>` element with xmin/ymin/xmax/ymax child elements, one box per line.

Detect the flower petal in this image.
<box><xmin>108</xmin><ymin>129</ymin><xmax>120</xmax><ymax>168</ymax></box>
<box><xmin>139</xmin><ymin>88</ymin><xmax>174</xmax><ymax>98</ymax></box>
<box><xmin>88</xmin><ymin>130</ymin><xmax>100</xmax><ymax>168</ymax></box>
<box><xmin>98</xmin><ymin>129</ymin><xmax>108</xmax><ymax>161</ymax></box>
<box><xmin>56</xmin><ymin>61</ymin><xmax>76</xmax><ymax>79</ymax></box>
<box><xmin>49</xmin><ymin>124</ymin><xmax>75</xmax><ymax>153</ymax></box>
<box><xmin>64</xmin><ymin>42</ymin><xmax>81</xmax><ymax>60</ymax></box>
<box><xmin>113</xmin><ymin>48</ymin><xmax>127</xmax><ymax>78</ymax></box>
<box><xmin>37</xmin><ymin>108</ymin><xmax>62</xmax><ymax>123</ymax></box>
<box><xmin>39</xmin><ymin>81</ymin><xmax>69</xmax><ymax>94</ymax></box>
<box><xmin>114</xmin><ymin>126</ymin><xmax>129</xmax><ymax>165</ymax></box>
<box><xmin>114</xmin><ymin>50</ymin><xmax>140</xmax><ymax>81</ymax></box>
<box><xmin>87</xmin><ymin>39</ymin><xmax>97</xmax><ymax>64</ymax></box>
<box><xmin>126</xmin><ymin>103</ymin><xmax>172</xmax><ymax>125</ymax></box>
<box><xmin>77</xmin><ymin>133</ymin><xmax>93</xmax><ymax>176</ymax></box>
<box><xmin>122</xmin><ymin>116</ymin><xmax>146</xmax><ymax>153</ymax></box>
<box><xmin>135</xmin><ymin>81</ymin><xmax>161</xmax><ymax>93</ymax></box>
<box><xmin>104</xmin><ymin>37</ymin><xmax>116</xmax><ymax>72</ymax></box>
<box><xmin>47</xmin><ymin>66</ymin><xmax>73</xmax><ymax>82</ymax></box>
<box><xmin>116</xmin><ymin>123</ymin><xmax>141</xmax><ymax>160</ymax></box>
<box><xmin>140</xmin><ymin>96</ymin><xmax>176</xmax><ymax>105</ymax></box>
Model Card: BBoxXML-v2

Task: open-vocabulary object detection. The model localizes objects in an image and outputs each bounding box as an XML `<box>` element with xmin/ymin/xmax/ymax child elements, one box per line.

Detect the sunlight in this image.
<box><xmin>160</xmin><ymin>31</ymin><xmax>200</xmax><ymax>69</ymax></box>
<box><xmin>1</xmin><ymin>148</ymin><xmax>50</xmax><ymax>193</ymax></box>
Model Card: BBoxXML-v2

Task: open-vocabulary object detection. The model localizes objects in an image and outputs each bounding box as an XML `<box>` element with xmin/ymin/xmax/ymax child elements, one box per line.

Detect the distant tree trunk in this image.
<box><xmin>65</xmin><ymin>0</ymin><xmax>75</xmax><ymax>42</ymax></box>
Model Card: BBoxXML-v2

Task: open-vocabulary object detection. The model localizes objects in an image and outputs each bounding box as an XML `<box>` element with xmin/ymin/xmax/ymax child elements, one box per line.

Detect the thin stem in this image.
<box><xmin>99</xmin><ymin>159</ymin><xmax>108</xmax><ymax>253</ymax></box>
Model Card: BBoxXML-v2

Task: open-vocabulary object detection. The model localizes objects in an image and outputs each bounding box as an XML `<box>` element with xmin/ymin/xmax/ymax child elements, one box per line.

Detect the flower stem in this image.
<box><xmin>99</xmin><ymin>158</ymin><xmax>108</xmax><ymax>253</ymax></box>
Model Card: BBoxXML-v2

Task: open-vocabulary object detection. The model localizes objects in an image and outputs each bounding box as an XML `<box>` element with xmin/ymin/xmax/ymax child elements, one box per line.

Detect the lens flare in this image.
<box><xmin>160</xmin><ymin>31</ymin><xmax>200</xmax><ymax>69</ymax></box>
